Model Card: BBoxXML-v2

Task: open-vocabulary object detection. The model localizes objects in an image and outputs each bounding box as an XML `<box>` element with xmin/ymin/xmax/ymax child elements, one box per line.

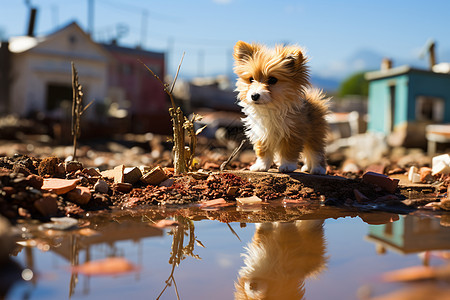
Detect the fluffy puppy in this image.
<box><xmin>233</xmin><ymin>41</ymin><xmax>329</xmax><ymax>174</ymax></box>
<box><xmin>234</xmin><ymin>220</ymin><xmax>327</xmax><ymax>300</ymax></box>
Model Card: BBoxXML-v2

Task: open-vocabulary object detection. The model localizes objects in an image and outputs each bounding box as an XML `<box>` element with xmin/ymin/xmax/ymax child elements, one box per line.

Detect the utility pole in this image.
<box><xmin>87</xmin><ymin>0</ymin><xmax>94</xmax><ymax>37</ymax></box>
<box><xmin>140</xmin><ymin>10</ymin><xmax>148</xmax><ymax>49</ymax></box>
<box><xmin>198</xmin><ymin>50</ymin><xmax>205</xmax><ymax>77</ymax></box>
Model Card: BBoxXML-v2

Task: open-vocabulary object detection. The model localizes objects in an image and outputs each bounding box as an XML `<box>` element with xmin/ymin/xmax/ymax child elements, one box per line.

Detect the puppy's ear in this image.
<box><xmin>234</xmin><ymin>41</ymin><xmax>256</xmax><ymax>62</ymax></box>
<box><xmin>283</xmin><ymin>46</ymin><xmax>306</xmax><ymax>71</ymax></box>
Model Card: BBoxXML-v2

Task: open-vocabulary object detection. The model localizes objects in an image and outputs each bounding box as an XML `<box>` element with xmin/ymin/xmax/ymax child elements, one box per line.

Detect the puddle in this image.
<box><xmin>2</xmin><ymin>206</ymin><xmax>450</xmax><ymax>299</ymax></box>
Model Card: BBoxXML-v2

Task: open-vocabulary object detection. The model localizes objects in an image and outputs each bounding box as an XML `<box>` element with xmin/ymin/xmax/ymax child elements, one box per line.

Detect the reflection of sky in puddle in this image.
<box><xmin>5</xmin><ymin>214</ymin><xmax>450</xmax><ymax>299</ymax></box>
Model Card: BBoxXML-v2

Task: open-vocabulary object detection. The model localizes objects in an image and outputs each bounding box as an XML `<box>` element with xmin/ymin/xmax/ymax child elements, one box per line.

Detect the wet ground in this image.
<box><xmin>2</xmin><ymin>206</ymin><xmax>450</xmax><ymax>300</ymax></box>
<box><xmin>1</xmin><ymin>136</ymin><xmax>450</xmax><ymax>299</ymax></box>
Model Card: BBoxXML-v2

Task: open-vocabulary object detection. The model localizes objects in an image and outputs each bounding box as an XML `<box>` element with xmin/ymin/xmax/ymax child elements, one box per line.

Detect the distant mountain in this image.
<box><xmin>310</xmin><ymin>75</ymin><xmax>340</xmax><ymax>92</ymax></box>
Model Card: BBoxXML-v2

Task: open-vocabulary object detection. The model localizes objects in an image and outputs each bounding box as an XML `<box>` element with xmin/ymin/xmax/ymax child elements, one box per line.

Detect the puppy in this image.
<box><xmin>234</xmin><ymin>220</ymin><xmax>327</xmax><ymax>300</ymax></box>
<box><xmin>233</xmin><ymin>41</ymin><xmax>329</xmax><ymax>174</ymax></box>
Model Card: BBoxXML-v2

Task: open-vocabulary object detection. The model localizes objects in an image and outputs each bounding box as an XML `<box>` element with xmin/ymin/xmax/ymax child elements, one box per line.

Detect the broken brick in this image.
<box><xmin>34</xmin><ymin>194</ymin><xmax>58</xmax><ymax>217</ymax></box>
<box><xmin>362</xmin><ymin>171</ymin><xmax>399</xmax><ymax>193</ymax></box>
<box><xmin>140</xmin><ymin>166</ymin><xmax>167</xmax><ymax>185</ymax></box>
<box><xmin>41</xmin><ymin>178</ymin><xmax>79</xmax><ymax>195</ymax></box>
<box><xmin>66</xmin><ymin>186</ymin><xmax>91</xmax><ymax>205</ymax></box>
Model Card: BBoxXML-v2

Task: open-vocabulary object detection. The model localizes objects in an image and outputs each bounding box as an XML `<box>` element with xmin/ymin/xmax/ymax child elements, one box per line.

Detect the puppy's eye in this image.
<box><xmin>268</xmin><ymin>77</ymin><xmax>278</xmax><ymax>85</ymax></box>
<box><xmin>249</xmin><ymin>77</ymin><xmax>254</xmax><ymax>83</ymax></box>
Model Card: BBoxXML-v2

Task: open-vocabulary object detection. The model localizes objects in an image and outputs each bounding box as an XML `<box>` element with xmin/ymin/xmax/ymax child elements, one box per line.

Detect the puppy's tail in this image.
<box><xmin>304</xmin><ymin>87</ymin><xmax>331</xmax><ymax>117</ymax></box>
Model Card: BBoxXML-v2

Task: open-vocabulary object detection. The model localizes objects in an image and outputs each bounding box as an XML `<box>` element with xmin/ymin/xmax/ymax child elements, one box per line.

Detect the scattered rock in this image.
<box><xmin>432</xmin><ymin>154</ymin><xmax>450</xmax><ymax>175</ymax></box>
<box><xmin>141</xmin><ymin>166</ymin><xmax>168</xmax><ymax>185</ymax></box>
<box><xmin>419</xmin><ymin>167</ymin><xmax>434</xmax><ymax>183</ymax></box>
<box><xmin>101</xmin><ymin>165</ymin><xmax>125</xmax><ymax>183</ymax></box>
<box><xmin>94</xmin><ymin>179</ymin><xmax>109</xmax><ymax>194</ymax></box>
<box><xmin>65</xmin><ymin>161</ymin><xmax>83</xmax><ymax>173</ymax></box>
<box><xmin>123</xmin><ymin>167</ymin><xmax>142</xmax><ymax>184</ymax></box>
<box><xmin>226</xmin><ymin>186</ymin><xmax>239</xmax><ymax>196</ymax></box>
<box><xmin>38</xmin><ymin>156</ymin><xmax>59</xmax><ymax>177</ymax></box>
<box><xmin>159</xmin><ymin>178</ymin><xmax>174</xmax><ymax>187</ymax></box>
<box><xmin>200</xmin><ymin>198</ymin><xmax>233</xmax><ymax>208</ymax></box>
<box><xmin>408</xmin><ymin>166</ymin><xmax>420</xmax><ymax>183</ymax></box>
<box><xmin>236</xmin><ymin>195</ymin><xmax>263</xmax><ymax>205</ymax></box>
<box><xmin>66</xmin><ymin>186</ymin><xmax>91</xmax><ymax>205</ymax></box>
<box><xmin>26</xmin><ymin>174</ymin><xmax>43</xmax><ymax>189</ymax></box>
<box><xmin>362</xmin><ymin>172</ymin><xmax>400</xmax><ymax>193</ymax></box>
<box><xmin>342</xmin><ymin>159</ymin><xmax>361</xmax><ymax>173</ymax></box>
<box><xmin>113</xmin><ymin>182</ymin><xmax>133</xmax><ymax>193</ymax></box>
<box><xmin>33</xmin><ymin>193</ymin><xmax>58</xmax><ymax>217</ymax></box>
<box><xmin>41</xmin><ymin>178</ymin><xmax>79</xmax><ymax>195</ymax></box>
<box><xmin>83</xmin><ymin>168</ymin><xmax>102</xmax><ymax>177</ymax></box>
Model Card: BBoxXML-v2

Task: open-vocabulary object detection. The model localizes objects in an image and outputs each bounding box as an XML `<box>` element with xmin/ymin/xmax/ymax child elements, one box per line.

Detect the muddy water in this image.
<box><xmin>3</xmin><ymin>207</ymin><xmax>450</xmax><ymax>300</ymax></box>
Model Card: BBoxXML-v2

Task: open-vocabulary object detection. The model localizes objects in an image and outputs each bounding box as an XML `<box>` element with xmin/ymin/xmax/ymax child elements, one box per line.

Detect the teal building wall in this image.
<box><xmin>366</xmin><ymin>67</ymin><xmax>450</xmax><ymax>136</ymax></box>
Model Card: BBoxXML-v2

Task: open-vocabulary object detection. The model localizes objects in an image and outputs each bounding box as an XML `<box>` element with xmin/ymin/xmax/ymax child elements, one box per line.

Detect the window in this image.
<box><xmin>416</xmin><ymin>96</ymin><xmax>445</xmax><ymax>122</ymax></box>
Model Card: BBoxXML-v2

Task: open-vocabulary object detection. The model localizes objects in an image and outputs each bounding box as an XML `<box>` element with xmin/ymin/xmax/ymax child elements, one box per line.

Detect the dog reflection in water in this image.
<box><xmin>235</xmin><ymin>220</ymin><xmax>327</xmax><ymax>300</ymax></box>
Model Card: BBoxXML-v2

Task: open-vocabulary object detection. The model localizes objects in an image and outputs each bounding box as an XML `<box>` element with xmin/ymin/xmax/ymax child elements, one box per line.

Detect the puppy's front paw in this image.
<box><xmin>279</xmin><ymin>162</ymin><xmax>297</xmax><ymax>173</ymax></box>
<box><xmin>250</xmin><ymin>158</ymin><xmax>271</xmax><ymax>172</ymax></box>
<box><xmin>310</xmin><ymin>165</ymin><xmax>326</xmax><ymax>175</ymax></box>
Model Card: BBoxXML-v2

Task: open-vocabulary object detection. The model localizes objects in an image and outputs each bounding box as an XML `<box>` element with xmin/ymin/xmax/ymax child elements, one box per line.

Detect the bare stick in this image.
<box><xmin>220</xmin><ymin>139</ymin><xmax>247</xmax><ymax>171</ymax></box>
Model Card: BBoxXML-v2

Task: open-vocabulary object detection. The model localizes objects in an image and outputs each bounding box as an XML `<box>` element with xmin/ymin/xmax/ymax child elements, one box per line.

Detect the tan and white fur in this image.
<box><xmin>233</xmin><ymin>41</ymin><xmax>329</xmax><ymax>174</ymax></box>
<box><xmin>234</xmin><ymin>220</ymin><xmax>327</xmax><ymax>299</ymax></box>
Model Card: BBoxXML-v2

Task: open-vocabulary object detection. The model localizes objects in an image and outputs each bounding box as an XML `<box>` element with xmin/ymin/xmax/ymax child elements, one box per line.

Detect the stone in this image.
<box><xmin>362</xmin><ymin>172</ymin><xmax>399</xmax><ymax>193</ymax></box>
<box><xmin>34</xmin><ymin>194</ymin><xmax>58</xmax><ymax>217</ymax></box>
<box><xmin>26</xmin><ymin>174</ymin><xmax>43</xmax><ymax>189</ymax></box>
<box><xmin>141</xmin><ymin>166</ymin><xmax>168</xmax><ymax>185</ymax></box>
<box><xmin>236</xmin><ymin>195</ymin><xmax>263</xmax><ymax>205</ymax></box>
<box><xmin>65</xmin><ymin>161</ymin><xmax>83</xmax><ymax>173</ymax></box>
<box><xmin>38</xmin><ymin>156</ymin><xmax>59</xmax><ymax>177</ymax></box>
<box><xmin>159</xmin><ymin>178</ymin><xmax>174</xmax><ymax>187</ymax></box>
<box><xmin>101</xmin><ymin>165</ymin><xmax>125</xmax><ymax>183</ymax></box>
<box><xmin>199</xmin><ymin>198</ymin><xmax>233</xmax><ymax>208</ymax></box>
<box><xmin>66</xmin><ymin>186</ymin><xmax>91</xmax><ymax>205</ymax></box>
<box><xmin>432</xmin><ymin>154</ymin><xmax>450</xmax><ymax>175</ymax></box>
<box><xmin>226</xmin><ymin>186</ymin><xmax>239</xmax><ymax>196</ymax></box>
<box><xmin>123</xmin><ymin>167</ymin><xmax>142</xmax><ymax>184</ymax></box>
<box><xmin>342</xmin><ymin>160</ymin><xmax>361</xmax><ymax>173</ymax></box>
<box><xmin>408</xmin><ymin>166</ymin><xmax>419</xmax><ymax>182</ymax></box>
<box><xmin>83</xmin><ymin>168</ymin><xmax>102</xmax><ymax>177</ymax></box>
<box><xmin>113</xmin><ymin>182</ymin><xmax>133</xmax><ymax>193</ymax></box>
<box><xmin>41</xmin><ymin>178</ymin><xmax>79</xmax><ymax>195</ymax></box>
<box><xmin>94</xmin><ymin>179</ymin><xmax>109</xmax><ymax>194</ymax></box>
<box><xmin>419</xmin><ymin>167</ymin><xmax>434</xmax><ymax>182</ymax></box>
<box><xmin>56</xmin><ymin>163</ymin><xmax>66</xmax><ymax>176</ymax></box>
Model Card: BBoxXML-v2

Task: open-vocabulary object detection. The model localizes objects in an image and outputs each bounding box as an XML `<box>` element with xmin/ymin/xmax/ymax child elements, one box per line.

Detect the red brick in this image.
<box><xmin>362</xmin><ymin>171</ymin><xmax>399</xmax><ymax>193</ymax></box>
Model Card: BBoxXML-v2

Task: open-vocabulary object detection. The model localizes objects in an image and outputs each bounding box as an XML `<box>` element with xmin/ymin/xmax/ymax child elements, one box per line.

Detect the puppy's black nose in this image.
<box><xmin>251</xmin><ymin>93</ymin><xmax>260</xmax><ymax>101</ymax></box>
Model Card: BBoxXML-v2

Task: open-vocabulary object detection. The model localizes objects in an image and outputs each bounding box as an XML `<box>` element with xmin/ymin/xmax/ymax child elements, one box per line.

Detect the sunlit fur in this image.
<box><xmin>234</xmin><ymin>220</ymin><xmax>327</xmax><ymax>300</ymax></box>
<box><xmin>233</xmin><ymin>41</ymin><xmax>329</xmax><ymax>174</ymax></box>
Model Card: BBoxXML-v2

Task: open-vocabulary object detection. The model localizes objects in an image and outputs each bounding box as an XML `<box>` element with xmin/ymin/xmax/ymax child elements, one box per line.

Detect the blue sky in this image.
<box><xmin>1</xmin><ymin>0</ymin><xmax>449</xmax><ymax>80</ymax></box>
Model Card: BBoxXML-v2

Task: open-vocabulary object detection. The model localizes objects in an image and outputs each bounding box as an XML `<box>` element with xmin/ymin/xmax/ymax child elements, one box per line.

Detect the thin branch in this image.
<box><xmin>170</xmin><ymin>52</ymin><xmax>185</xmax><ymax>94</ymax></box>
<box><xmin>220</xmin><ymin>139</ymin><xmax>247</xmax><ymax>171</ymax></box>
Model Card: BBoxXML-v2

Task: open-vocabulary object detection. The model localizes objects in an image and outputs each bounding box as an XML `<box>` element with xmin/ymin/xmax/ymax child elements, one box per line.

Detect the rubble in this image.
<box><xmin>0</xmin><ymin>141</ymin><xmax>449</xmax><ymax>223</ymax></box>
<box><xmin>432</xmin><ymin>154</ymin><xmax>450</xmax><ymax>175</ymax></box>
